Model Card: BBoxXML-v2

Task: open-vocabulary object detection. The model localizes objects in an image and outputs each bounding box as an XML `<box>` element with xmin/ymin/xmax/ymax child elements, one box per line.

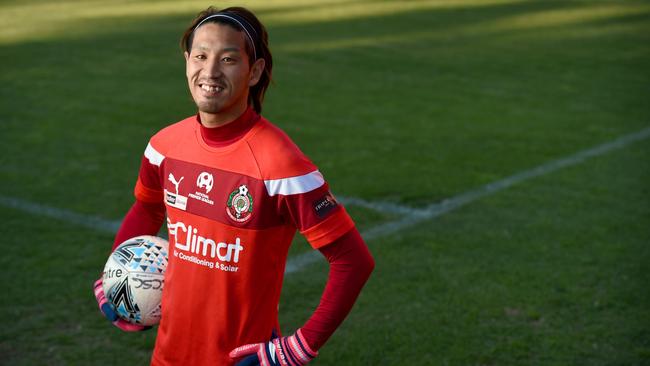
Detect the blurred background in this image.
<box><xmin>1</xmin><ymin>0</ymin><xmax>649</xmax><ymax>364</ymax></box>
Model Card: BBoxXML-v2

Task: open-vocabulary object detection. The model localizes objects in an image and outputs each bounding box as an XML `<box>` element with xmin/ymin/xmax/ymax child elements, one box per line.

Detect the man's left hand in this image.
<box><xmin>229</xmin><ymin>328</ymin><xmax>318</xmax><ymax>366</ymax></box>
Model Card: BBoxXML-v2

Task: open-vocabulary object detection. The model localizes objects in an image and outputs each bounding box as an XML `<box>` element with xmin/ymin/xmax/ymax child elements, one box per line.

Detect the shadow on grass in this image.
<box><xmin>0</xmin><ymin>1</ymin><xmax>649</xmax><ymax>365</ymax></box>
<box><xmin>0</xmin><ymin>0</ymin><xmax>648</xmax><ymax>209</ymax></box>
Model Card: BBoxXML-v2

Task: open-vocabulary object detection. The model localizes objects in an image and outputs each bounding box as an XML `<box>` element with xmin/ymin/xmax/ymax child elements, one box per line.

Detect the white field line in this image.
<box><xmin>0</xmin><ymin>195</ymin><xmax>121</xmax><ymax>234</ymax></box>
<box><xmin>337</xmin><ymin>196</ymin><xmax>425</xmax><ymax>216</ymax></box>
<box><xmin>0</xmin><ymin>194</ymin><xmax>417</xmax><ymax>238</ymax></box>
<box><xmin>283</xmin><ymin>126</ymin><xmax>650</xmax><ymax>273</ymax></box>
<box><xmin>1</xmin><ymin>127</ymin><xmax>649</xmax><ymax>274</ymax></box>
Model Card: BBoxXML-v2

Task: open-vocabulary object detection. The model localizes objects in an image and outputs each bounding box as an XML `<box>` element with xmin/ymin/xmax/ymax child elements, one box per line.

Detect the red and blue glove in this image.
<box><xmin>93</xmin><ymin>278</ymin><xmax>149</xmax><ymax>332</ymax></box>
<box><xmin>229</xmin><ymin>329</ymin><xmax>318</xmax><ymax>366</ymax></box>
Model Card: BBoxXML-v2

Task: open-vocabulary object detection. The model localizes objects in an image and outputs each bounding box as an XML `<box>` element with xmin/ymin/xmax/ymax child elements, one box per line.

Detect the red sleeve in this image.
<box><xmin>112</xmin><ymin>200</ymin><xmax>166</xmax><ymax>250</ymax></box>
<box><xmin>134</xmin><ymin>155</ymin><xmax>164</xmax><ymax>204</ymax></box>
<box><xmin>299</xmin><ymin>227</ymin><xmax>375</xmax><ymax>350</ymax></box>
<box><xmin>279</xmin><ymin>185</ymin><xmax>355</xmax><ymax>249</ymax></box>
<box><xmin>112</xmin><ymin>145</ymin><xmax>166</xmax><ymax>250</ymax></box>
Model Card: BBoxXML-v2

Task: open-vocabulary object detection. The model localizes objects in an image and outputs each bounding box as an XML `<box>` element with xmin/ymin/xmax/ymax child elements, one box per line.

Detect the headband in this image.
<box><xmin>192</xmin><ymin>13</ymin><xmax>259</xmax><ymax>60</ymax></box>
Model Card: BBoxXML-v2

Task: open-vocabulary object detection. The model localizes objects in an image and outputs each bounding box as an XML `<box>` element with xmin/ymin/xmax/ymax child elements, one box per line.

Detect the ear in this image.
<box><xmin>184</xmin><ymin>51</ymin><xmax>190</xmax><ymax>62</ymax></box>
<box><xmin>248</xmin><ymin>58</ymin><xmax>266</xmax><ymax>87</ymax></box>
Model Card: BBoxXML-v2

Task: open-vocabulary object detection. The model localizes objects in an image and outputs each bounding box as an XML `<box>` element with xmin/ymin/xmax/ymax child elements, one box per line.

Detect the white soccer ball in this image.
<box><xmin>102</xmin><ymin>235</ymin><xmax>169</xmax><ymax>326</ymax></box>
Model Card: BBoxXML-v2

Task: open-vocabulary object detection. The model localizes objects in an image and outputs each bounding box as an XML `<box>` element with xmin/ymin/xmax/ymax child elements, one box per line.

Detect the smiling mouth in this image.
<box><xmin>200</xmin><ymin>84</ymin><xmax>224</xmax><ymax>93</ymax></box>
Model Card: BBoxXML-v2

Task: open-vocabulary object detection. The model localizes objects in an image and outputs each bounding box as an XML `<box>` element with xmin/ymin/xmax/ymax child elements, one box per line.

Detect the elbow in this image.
<box><xmin>362</xmin><ymin>250</ymin><xmax>375</xmax><ymax>279</ymax></box>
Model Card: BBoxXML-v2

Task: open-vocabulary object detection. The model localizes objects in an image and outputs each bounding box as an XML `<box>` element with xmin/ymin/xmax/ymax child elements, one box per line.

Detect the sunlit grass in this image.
<box><xmin>485</xmin><ymin>2</ymin><xmax>650</xmax><ymax>31</ymax></box>
<box><xmin>4</xmin><ymin>0</ymin><xmax>647</xmax><ymax>53</ymax></box>
<box><xmin>0</xmin><ymin>0</ymin><xmax>520</xmax><ymax>45</ymax></box>
<box><xmin>259</xmin><ymin>0</ymin><xmax>516</xmax><ymax>25</ymax></box>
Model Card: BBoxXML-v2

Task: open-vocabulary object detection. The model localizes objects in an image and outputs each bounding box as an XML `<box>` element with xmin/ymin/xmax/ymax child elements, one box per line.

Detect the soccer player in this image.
<box><xmin>93</xmin><ymin>6</ymin><xmax>375</xmax><ymax>366</ymax></box>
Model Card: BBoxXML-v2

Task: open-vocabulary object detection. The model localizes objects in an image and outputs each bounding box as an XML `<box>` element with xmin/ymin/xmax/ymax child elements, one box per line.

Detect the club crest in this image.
<box><xmin>226</xmin><ymin>185</ymin><xmax>253</xmax><ymax>223</ymax></box>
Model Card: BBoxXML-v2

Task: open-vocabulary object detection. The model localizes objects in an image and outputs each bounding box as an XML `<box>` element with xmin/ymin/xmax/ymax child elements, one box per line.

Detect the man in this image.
<box><xmin>93</xmin><ymin>6</ymin><xmax>374</xmax><ymax>366</ymax></box>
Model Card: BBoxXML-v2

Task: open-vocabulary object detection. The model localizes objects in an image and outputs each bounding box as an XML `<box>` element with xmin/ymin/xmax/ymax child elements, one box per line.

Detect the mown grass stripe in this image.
<box><xmin>284</xmin><ymin>126</ymin><xmax>650</xmax><ymax>273</ymax></box>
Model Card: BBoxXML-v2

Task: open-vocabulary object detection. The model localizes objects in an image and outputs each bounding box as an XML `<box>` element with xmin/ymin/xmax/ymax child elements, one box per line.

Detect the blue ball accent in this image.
<box><xmin>101</xmin><ymin>303</ymin><xmax>118</xmax><ymax>322</ymax></box>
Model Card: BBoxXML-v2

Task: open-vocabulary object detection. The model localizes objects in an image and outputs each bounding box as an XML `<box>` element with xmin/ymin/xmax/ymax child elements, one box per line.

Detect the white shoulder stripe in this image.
<box><xmin>144</xmin><ymin>143</ymin><xmax>165</xmax><ymax>167</ymax></box>
<box><xmin>264</xmin><ymin>170</ymin><xmax>325</xmax><ymax>196</ymax></box>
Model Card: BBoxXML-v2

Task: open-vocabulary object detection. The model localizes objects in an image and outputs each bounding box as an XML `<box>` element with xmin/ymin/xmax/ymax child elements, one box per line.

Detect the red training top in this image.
<box><xmin>116</xmin><ymin>108</ymin><xmax>373</xmax><ymax>365</ymax></box>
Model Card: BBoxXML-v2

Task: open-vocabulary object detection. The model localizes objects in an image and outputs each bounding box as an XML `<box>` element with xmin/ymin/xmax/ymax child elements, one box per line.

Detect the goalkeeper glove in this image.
<box><xmin>93</xmin><ymin>278</ymin><xmax>150</xmax><ymax>332</ymax></box>
<box><xmin>229</xmin><ymin>328</ymin><xmax>318</xmax><ymax>366</ymax></box>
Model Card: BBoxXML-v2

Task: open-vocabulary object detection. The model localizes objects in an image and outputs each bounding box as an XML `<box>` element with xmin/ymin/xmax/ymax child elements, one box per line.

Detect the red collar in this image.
<box><xmin>198</xmin><ymin>108</ymin><xmax>259</xmax><ymax>148</ymax></box>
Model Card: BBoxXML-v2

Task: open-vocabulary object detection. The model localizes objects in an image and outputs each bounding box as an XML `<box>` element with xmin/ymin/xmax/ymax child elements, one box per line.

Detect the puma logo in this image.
<box><xmin>168</xmin><ymin>173</ymin><xmax>184</xmax><ymax>195</ymax></box>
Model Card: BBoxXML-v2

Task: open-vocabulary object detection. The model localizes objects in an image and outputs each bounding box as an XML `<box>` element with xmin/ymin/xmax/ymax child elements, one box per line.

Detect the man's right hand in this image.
<box><xmin>93</xmin><ymin>278</ymin><xmax>150</xmax><ymax>332</ymax></box>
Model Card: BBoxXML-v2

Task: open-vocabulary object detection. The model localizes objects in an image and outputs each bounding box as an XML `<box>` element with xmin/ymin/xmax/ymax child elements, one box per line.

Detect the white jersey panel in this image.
<box><xmin>264</xmin><ymin>170</ymin><xmax>325</xmax><ymax>196</ymax></box>
<box><xmin>145</xmin><ymin>143</ymin><xmax>165</xmax><ymax>167</ymax></box>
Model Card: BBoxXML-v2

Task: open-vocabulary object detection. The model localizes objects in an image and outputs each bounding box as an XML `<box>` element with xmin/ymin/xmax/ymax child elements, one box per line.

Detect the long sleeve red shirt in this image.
<box><xmin>112</xmin><ymin>112</ymin><xmax>374</xmax><ymax>351</ymax></box>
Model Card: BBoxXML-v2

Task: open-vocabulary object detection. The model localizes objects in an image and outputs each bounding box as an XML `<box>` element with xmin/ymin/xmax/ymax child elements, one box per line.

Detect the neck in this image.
<box><xmin>198</xmin><ymin>107</ymin><xmax>259</xmax><ymax>148</ymax></box>
<box><xmin>199</xmin><ymin>102</ymin><xmax>249</xmax><ymax>128</ymax></box>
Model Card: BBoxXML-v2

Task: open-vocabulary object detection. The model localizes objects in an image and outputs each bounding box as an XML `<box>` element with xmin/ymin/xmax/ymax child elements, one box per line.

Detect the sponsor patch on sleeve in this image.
<box><xmin>313</xmin><ymin>192</ymin><xmax>338</xmax><ymax>218</ymax></box>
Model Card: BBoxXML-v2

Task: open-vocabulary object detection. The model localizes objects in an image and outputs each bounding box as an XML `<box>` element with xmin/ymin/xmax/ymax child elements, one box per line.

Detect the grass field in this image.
<box><xmin>1</xmin><ymin>0</ymin><xmax>649</xmax><ymax>365</ymax></box>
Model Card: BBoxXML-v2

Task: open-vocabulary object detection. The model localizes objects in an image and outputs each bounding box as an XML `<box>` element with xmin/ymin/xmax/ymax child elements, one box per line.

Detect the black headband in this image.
<box><xmin>192</xmin><ymin>12</ymin><xmax>259</xmax><ymax>60</ymax></box>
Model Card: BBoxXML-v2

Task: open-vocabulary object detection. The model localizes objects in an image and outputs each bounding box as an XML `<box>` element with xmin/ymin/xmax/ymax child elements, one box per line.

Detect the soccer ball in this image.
<box><xmin>102</xmin><ymin>235</ymin><xmax>169</xmax><ymax>326</ymax></box>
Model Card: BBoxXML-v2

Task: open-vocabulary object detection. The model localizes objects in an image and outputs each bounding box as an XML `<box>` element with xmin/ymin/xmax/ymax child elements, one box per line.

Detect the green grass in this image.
<box><xmin>315</xmin><ymin>142</ymin><xmax>650</xmax><ymax>365</ymax></box>
<box><xmin>1</xmin><ymin>0</ymin><xmax>649</xmax><ymax>365</ymax></box>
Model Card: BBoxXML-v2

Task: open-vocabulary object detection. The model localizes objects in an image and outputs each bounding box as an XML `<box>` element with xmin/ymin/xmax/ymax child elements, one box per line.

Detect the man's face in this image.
<box><xmin>185</xmin><ymin>22</ymin><xmax>261</xmax><ymax>119</ymax></box>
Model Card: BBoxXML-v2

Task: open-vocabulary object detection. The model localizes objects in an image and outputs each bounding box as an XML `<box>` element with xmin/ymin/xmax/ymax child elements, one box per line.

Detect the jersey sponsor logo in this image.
<box><xmin>165</xmin><ymin>173</ymin><xmax>188</xmax><ymax>210</ymax></box>
<box><xmin>226</xmin><ymin>185</ymin><xmax>254</xmax><ymax>223</ymax></box>
<box><xmin>313</xmin><ymin>192</ymin><xmax>338</xmax><ymax>218</ymax></box>
<box><xmin>188</xmin><ymin>171</ymin><xmax>215</xmax><ymax>205</ymax></box>
<box><xmin>196</xmin><ymin>172</ymin><xmax>214</xmax><ymax>193</ymax></box>
<box><xmin>167</xmin><ymin>219</ymin><xmax>244</xmax><ymax>273</ymax></box>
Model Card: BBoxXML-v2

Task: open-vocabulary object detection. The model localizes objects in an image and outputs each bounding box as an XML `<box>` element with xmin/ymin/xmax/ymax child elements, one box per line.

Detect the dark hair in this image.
<box><xmin>180</xmin><ymin>6</ymin><xmax>273</xmax><ymax>113</ymax></box>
